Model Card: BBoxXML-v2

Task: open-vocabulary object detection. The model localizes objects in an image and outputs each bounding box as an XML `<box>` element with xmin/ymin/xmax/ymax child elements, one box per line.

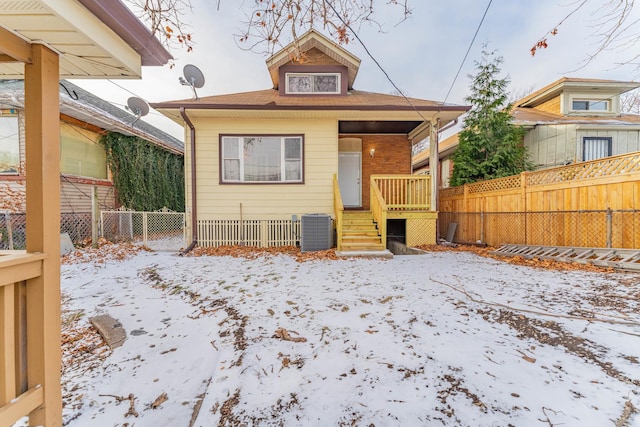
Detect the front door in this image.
<box><xmin>338</xmin><ymin>152</ymin><xmax>361</xmax><ymax>207</ymax></box>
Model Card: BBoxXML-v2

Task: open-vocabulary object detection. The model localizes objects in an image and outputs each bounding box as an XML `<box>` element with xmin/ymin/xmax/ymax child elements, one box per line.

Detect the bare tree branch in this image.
<box><xmin>532</xmin><ymin>0</ymin><xmax>640</xmax><ymax>72</ymax></box>
<box><xmin>235</xmin><ymin>0</ymin><xmax>412</xmax><ymax>60</ymax></box>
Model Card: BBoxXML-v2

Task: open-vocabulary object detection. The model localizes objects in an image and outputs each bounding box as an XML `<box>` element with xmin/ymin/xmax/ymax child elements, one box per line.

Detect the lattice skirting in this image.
<box><xmin>406</xmin><ymin>217</ymin><xmax>437</xmax><ymax>246</ymax></box>
<box><xmin>198</xmin><ymin>219</ymin><xmax>302</xmax><ymax>248</ymax></box>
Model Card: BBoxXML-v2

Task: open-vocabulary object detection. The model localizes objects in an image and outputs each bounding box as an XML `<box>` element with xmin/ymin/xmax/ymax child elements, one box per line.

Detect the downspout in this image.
<box><xmin>180</xmin><ymin>107</ymin><xmax>198</xmax><ymax>254</ymax></box>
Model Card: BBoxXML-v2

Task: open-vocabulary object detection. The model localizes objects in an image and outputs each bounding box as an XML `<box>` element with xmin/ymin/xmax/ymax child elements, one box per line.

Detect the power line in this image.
<box><xmin>322</xmin><ymin>0</ymin><xmax>428</xmax><ymax>122</ymax></box>
<box><xmin>442</xmin><ymin>0</ymin><xmax>493</xmax><ymax>105</ymax></box>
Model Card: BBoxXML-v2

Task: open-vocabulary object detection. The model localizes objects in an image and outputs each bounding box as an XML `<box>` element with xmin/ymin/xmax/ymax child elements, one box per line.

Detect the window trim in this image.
<box><xmin>0</xmin><ymin>114</ymin><xmax>20</xmax><ymax>175</ymax></box>
<box><xmin>570</xmin><ymin>98</ymin><xmax>610</xmax><ymax>112</ymax></box>
<box><xmin>285</xmin><ymin>72</ymin><xmax>341</xmax><ymax>95</ymax></box>
<box><xmin>582</xmin><ymin>136</ymin><xmax>612</xmax><ymax>161</ymax></box>
<box><xmin>219</xmin><ymin>134</ymin><xmax>305</xmax><ymax>184</ymax></box>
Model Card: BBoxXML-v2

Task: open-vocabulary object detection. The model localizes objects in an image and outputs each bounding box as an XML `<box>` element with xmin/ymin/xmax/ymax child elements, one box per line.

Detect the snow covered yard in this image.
<box><xmin>53</xmin><ymin>245</ymin><xmax>639</xmax><ymax>426</ymax></box>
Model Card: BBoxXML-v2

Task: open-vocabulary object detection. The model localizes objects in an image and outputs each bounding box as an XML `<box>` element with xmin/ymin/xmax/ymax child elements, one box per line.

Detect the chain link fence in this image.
<box><xmin>0</xmin><ymin>211</ymin><xmax>93</xmax><ymax>250</ymax></box>
<box><xmin>439</xmin><ymin>210</ymin><xmax>640</xmax><ymax>249</ymax></box>
<box><xmin>100</xmin><ymin>209</ymin><xmax>186</xmax><ymax>251</ymax></box>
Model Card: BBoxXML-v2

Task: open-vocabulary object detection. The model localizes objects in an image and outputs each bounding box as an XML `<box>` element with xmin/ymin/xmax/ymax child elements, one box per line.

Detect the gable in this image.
<box><xmin>266</xmin><ymin>29</ymin><xmax>360</xmax><ymax>89</ymax></box>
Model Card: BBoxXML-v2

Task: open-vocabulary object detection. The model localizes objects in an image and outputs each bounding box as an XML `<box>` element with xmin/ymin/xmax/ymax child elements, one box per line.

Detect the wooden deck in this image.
<box><xmin>334</xmin><ymin>175</ymin><xmax>438</xmax><ymax>251</ymax></box>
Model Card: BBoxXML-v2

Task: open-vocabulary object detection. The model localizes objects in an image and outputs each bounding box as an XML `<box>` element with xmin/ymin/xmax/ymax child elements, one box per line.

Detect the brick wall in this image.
<box><xmin>343</xmin><ymin>134</ymin><xmax>411</xmax><ymax>210</ymax></box>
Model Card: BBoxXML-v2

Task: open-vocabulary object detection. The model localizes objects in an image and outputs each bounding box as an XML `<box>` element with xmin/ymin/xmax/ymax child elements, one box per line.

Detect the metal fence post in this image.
<box><xmin>92</xmin><ymin>186</ymin><xmax>99</xmax><ymax>247</ymax></box>
<box><xmin>5</xmin><ymin>211</ymin><xmax>13</xmax><ymax>250</ymax></box>
<box><xmin>606</xmin><ymin>208</ymin><xmax>612</xmax><ymax>248</ymax></box>
<box><xmin>143</xmin><ymin>212</ymin><xmax>148</xmax><ymax>247</ymax></box>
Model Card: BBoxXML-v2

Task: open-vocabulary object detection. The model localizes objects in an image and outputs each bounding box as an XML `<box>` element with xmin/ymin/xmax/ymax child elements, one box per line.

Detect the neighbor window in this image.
<box><xmin>583</xmin><ymin>137</ymin><xmax>612</xmax><ymax>161</ymax></box>
<box><xmin>285</xmin><ymin>73</ymin><xmax>340</xmax><ymax>94</ymax></box>
<box><xmin>60</xmin><ymin>123</ymin><xmax>107</xmax><ymax>179</ymax></box>
<box><xmin>221</xmin><ymin>135</ymin><xmax>303</xmax><ymax>183</ymax></box>
<box><xmin>0</xmin><ymin>115</ymin><xmax>20</xmax><ymax>174</ymax></box>
<box><xmin>572</xmin><ymin>99</ymin><xmax>609</xmax><ymax>111</ymax></box>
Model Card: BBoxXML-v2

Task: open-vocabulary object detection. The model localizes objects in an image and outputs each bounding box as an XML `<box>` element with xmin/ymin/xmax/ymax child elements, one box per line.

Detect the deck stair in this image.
<box><xmin>340</xmin><ymin>211</ymin><xmax>385</xmax><ymax>252</ymax></box>
<box><xmin>491</xmin><ymin>244</ymin><xmax>640</xmax><ymax>272</ymax></box>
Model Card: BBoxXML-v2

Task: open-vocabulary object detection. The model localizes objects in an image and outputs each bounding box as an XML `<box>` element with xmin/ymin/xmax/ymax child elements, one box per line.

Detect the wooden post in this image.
<box><xmin>24</xmin><ymin>44</ymin><xmax>62</xmax><ymax>426</ymax></box>
<box><xmin>429</xmin><ymin>119</ymin><xmax>439</xmax><ymax>211</ymax></box>
<box><xmin>92</xmin><ymin>186</ymin><xmax>99</xmax><ymax>248</ymax></box>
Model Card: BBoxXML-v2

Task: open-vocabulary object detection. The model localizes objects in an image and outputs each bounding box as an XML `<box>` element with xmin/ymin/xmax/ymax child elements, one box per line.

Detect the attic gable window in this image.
<box><xmin>221</xmin><ymin>135</ymin><xmax>303</xmax><ymax>183</ymax></box>
<box><xmin>572</xmin><ymin>99</ymin><xmax>609</xmax><ymax>111</ymax></box>
<box><xmin>285</xmin><ymin>73</ymin><xmax>340</xmax><ymax>94</ymax></box>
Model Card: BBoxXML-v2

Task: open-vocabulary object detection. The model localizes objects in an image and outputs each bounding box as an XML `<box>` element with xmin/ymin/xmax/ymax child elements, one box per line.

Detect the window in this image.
<box><xmin>285</xmin><ymin>73</ymin><xmax>340</xmax><ymax>94</ymax></box>
<box><xmin>221</xmin><ymin>135</ymin><xmax>303</xmax><ymax>183</ymax></box>
<box><xmin>572</xmin><ymin>99</ymin><xmax>609</xmax><ymax>111</ymax></box>
<box><xmin>0</xmin><ymin>115</ymin><xmax>20</xmax><ymax>174</ymax></box>
<box><xmin>60</xmin><ymin>123</ymin><xmax>107</xmax><ymax>179</ymax></box>
<box><xmin>583</xmin><ymin>137</ymin><xmax>612</xmax><ymax>161</ymax></box>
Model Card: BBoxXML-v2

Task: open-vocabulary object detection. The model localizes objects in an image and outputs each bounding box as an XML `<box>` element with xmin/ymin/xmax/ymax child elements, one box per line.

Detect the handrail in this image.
<box><xmin>371</xmin><ymin>175</ymin><xmax>431</xmax><ymax>211</ymax></box>
<box><xmin>370</xmin><ymin>179</ymin><xmax>388</xmax><ymax>249</ymax></box>
<box><xmin>0</xmin><ymin>250</ymin><xmax>47</xmax><ymax>427</ymax></box>
<box><xmin>333</xmin><ymin>174</ymin><xmax>344</xmax><ymax>250</ymax></box>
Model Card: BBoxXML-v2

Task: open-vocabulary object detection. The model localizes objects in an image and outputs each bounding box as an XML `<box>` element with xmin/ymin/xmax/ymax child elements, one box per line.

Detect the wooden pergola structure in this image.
<box><xmin>0</xmin><ymin>1</ymin><xmax>171</xmax><ymax>425</ymax></box>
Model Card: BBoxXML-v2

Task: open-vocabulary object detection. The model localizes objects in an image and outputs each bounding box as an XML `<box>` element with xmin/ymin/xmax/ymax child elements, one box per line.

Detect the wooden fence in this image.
<box><xmin>439</xmin><ymin>152</ymin><xmax>640</xmax><ymax>248</ymax></box>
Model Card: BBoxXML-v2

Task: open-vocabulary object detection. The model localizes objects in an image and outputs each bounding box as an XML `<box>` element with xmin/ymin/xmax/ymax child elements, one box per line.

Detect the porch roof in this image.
<box><xmin>0</xmin><ymin>0</ymin><xmax>172</xmax><ymax>79</ymax></box>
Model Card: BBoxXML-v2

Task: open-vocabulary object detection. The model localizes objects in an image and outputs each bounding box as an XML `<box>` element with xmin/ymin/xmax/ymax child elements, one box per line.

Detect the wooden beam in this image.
<box><xmin>24</xmin><ymin>43</ymin><xmax>62</xmax><ymax>426</ymax></box>
<box><xmin>0</xmin><ymin>27</ymin><xmax>32</xmax><ymax>64</ymax></box>
<box><xmin>0</xmin><ymin>386</ymin><xmax>44</xmax><ymax>427</ymax></box>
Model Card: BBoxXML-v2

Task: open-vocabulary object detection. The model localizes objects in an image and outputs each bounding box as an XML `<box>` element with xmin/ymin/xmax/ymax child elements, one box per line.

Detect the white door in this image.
<box><xmin>338</xmin><ymin>152</ymin><xmax>361</xmax><ymax>207</ymax></box>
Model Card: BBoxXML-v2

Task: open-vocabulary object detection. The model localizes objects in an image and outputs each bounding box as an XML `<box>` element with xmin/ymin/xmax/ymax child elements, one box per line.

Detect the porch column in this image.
<box><xmin>429</xmin><ymin>118</ymin><xmax>439</xmax><ymax>211</ymax></box>
<box><xmin>24</xmin><ymin>43</ymin><xmax>62</xmax><ymax>426</ymax></box>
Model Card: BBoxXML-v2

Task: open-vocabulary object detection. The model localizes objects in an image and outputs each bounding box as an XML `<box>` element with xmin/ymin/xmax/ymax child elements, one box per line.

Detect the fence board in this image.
<box><xmin>439</xmin><ymin>152</ymin><xmax>640</xmax><ymax>248</ymax></box>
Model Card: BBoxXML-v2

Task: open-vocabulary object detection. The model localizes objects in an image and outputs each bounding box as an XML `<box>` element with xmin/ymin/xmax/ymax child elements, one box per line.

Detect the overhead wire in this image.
<box><xmin>442</xmin><ymin>0</ymin><xmax>493</xmax><ymax>105</ymax></box>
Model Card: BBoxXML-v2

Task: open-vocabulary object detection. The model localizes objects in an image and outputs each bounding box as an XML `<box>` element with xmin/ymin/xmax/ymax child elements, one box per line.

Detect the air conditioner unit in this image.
<box><xmin>300</xmin><ymin>214</ymin><xmax>332</xmax><ymax>252</ymax></box>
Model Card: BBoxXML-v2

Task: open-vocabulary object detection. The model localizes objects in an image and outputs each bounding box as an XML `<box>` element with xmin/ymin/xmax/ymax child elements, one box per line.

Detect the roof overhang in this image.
<box><xmin>516</xmin><ymin>78</ymin><xmax>640</xmax><ymax>108</ymax></box>
<box><xmin>0</xmin><ymin>0</ymin><xmax>171</xmax><ymax>78</ymax></box>
<box><xmin>153</xmin><ymin>105</ymin><xmax>467</xmax><ymax>132</ymax></box>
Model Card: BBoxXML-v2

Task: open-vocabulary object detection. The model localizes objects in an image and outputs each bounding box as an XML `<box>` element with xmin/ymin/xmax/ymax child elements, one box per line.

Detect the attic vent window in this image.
<box><xmin>572</xmin><ymin>99</ymin><xmax>609</xmax><ymax>111</ymax></box>
<box><xmin>285</xmin><ymin>73</ymin><xmax>340</xmax><ymax>94</ymax></box>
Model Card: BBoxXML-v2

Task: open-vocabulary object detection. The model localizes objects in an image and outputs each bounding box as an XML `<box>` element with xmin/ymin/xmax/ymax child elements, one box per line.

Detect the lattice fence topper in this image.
<box><xmin>441</xmin><ymin>151</ymin><xmax>640</xmax><ymax>197</ymax></box>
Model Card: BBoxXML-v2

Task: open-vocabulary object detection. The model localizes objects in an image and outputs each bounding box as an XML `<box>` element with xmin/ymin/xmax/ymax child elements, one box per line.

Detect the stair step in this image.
<box><xmin>341</xmin><ymin>242</ymin><xmax>386</xmax><ymax>251</ymax></box>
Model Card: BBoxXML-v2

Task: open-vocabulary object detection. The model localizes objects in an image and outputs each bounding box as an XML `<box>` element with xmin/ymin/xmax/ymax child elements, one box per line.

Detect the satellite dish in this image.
<box><xmin>127</xmin><ymin>96</ymin><xmax>149</xmax><ymax>117</ymax></box>
<box><xmin>126</xmin><ymin>96</ymin><xmax>149</xmax><ymax>127</ymax></box>
<box><xmin>179</xmin><ymin>64</ymin><xmax>205</xmax><ymax>99</ymax></box>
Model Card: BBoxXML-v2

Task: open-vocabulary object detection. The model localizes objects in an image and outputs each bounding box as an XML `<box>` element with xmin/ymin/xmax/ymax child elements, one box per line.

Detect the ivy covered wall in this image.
<box><xmin>100</xmin><ymin>132</ymin><xmax>184</xmax><ymax>211</ymax></box>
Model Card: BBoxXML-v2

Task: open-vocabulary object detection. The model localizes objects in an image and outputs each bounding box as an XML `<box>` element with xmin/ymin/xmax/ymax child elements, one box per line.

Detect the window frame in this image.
<box><xmin>285</xmin><ymin>72</ymin><xmax>341</xmax><ymax>95</ymax></box>
<box><xmin>582</xmin><ymin>136</ymin><xmax>612</xmax><ymax>161</ymax></box>
<box><xmin>571</xmin><ymin>99</ymin><xmax>610</xmax><ymax>112</ymax></box>
<box><xmin>219</xmin><ymin>134</ymin><xmax>305</xmax><ymax>184</ymax></box>
<box><xmin>0</xmin><ymin>113</ymin><xmax>20</xmax><ymax>175</ymax></box>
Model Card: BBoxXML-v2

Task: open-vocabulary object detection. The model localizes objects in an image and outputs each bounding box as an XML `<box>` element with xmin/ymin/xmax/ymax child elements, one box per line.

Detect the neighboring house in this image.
<box><xmin>513</xmin><ymin>77</ymin><xmax>640</xmax><ymax>168</ymax></box>
<box><xmin>413</xmin><ymin>77</ymin><xmax>640</xmax><ymax>186</ymax></box>
<box><xmin>153</xmin><ymin>29</ymin><xmax>468</xmax><ymax>252</ymax></box>
<box><xmin>0</xmin><ymin>79</ymin><xmax>183</xmax><ymax>213</ymax></box>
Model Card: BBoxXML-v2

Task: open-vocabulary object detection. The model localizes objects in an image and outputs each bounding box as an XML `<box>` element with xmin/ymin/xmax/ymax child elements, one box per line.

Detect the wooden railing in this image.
<box><xmin>370</xmin><ymin>181</ymin><xmax>388</xmax><ymax>249</ymax></box>
<box><xmin>372</xmin><ymin>175</ymin><xmax>431</xmax><ymax>211</ymax></box>
<box><xmin>333</xmin><ymin>174</ymin><xmax>344</xmax><ymax>250</ymax></box>
<box><xmin>0</xmin><ymin>251</ymin><xmax>47</xmax><ymax>427</ymax></box>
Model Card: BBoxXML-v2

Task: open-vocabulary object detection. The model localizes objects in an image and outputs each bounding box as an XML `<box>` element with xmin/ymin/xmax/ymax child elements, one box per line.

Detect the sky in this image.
<box><xmin>36</xmin><ymin>245</ymin><xmax>640</xmax><ymax>426</ymax></box>
<box><xmin>71</xmin><ymin>0</ymin><xmax>640</xmax><ymax>140</ymax></box>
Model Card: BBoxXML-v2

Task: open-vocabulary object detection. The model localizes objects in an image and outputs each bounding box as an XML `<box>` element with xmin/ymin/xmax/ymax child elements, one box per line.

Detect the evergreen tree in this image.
<box><xmin>450</xmin><ymin>48</ymin><xmax>531</xmax><ymax>186</ymax></box>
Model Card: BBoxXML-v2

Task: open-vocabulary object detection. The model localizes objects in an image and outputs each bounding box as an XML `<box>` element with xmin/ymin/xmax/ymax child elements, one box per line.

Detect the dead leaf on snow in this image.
<box><xmin>149</xmin><ymin>392</ymin><xmax>168</xmax><ymax>409</ymax></box>
<box><xmin>273</xmin><ymin>328</ymin><xmax>307</xmax><ymax>343</ymax></box>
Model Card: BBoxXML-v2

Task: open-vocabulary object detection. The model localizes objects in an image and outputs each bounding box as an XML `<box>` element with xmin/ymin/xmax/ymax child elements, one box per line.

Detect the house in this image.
<box><xmin>0</xmin><ymin>1</ymin><xmax>171</xmax><ymax>425</ymax></box>
<box><xmin>0</xmin><ymin>79</ymin><xmax>184</xmax><ymax>217</ymax></box>
<box><xmin>513</xmin><ymin>77</ymin><xmax>640</xmax><ymax>168</ymax></box>
<box><xmin>152</xmin><ymin>29</ymin><xmax>469</xmax><ymax>252</ymax></box>
<box><xmin>412</xmin><ymin>77</ymin><xmax>640</xmax><ymax>186</ymax></box>
<box><xmin>412</xmin><ymin>132</ymin><xmax>459</xmax><ymax>188</ymax></box>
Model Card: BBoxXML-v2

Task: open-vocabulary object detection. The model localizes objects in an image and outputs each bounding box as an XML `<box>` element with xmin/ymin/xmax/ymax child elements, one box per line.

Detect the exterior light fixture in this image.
<box><xmin>369</xmin><ymin>148</ymin><xmax>375</xmax><ymax>158</ymax></box>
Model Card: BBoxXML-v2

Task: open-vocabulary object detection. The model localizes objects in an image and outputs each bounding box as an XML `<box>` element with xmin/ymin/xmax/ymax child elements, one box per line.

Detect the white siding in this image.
<box><xmin>524</xmin><ymin>124</ymin><xmax>577</xmax><ymax>168</ymax></box>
